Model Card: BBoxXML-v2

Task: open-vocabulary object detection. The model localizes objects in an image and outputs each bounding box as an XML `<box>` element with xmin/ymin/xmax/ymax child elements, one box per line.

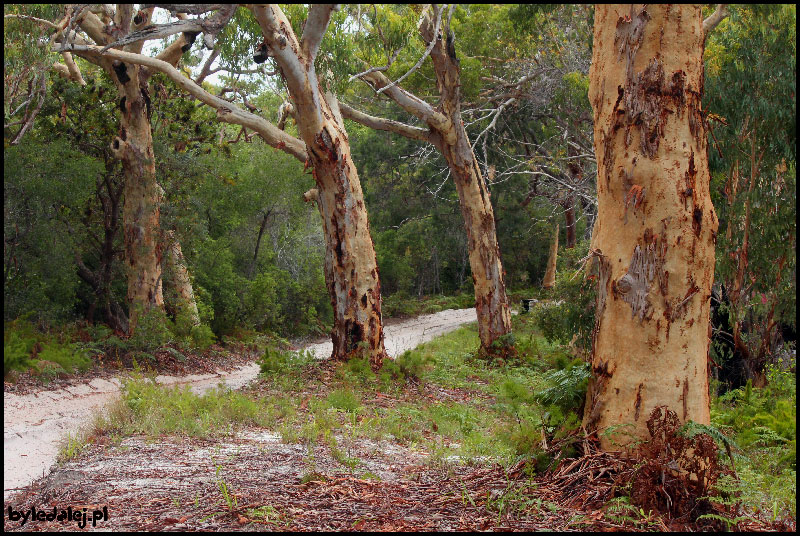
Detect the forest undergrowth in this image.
<box><xmin>6</xmin><ymin>306</ymin><xmax>793</xmax><ymax>532</ymax></box>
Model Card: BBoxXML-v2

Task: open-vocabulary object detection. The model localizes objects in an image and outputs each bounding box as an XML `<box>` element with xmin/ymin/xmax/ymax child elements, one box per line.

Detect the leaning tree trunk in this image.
<box><xmin>342</xmin><ymin>7</ymin><xmax>514</xmax><ymax>357</ymax></box>
<box><xmin>583</xmin><ymin>4</ymin><xmax>718</xmax><ymax>449</ymax></box>
<box><xmin>109</xmin><ymin>62</ymin><xmax>164</xmax><ymax>331</ymax></box>
<box><xmin>426</xmin><ymin>16</ymin><xmax>514</xmax><ymax>358</ymax></box>
<box><xmin>441</xmin><ymin>132</ymin><xmax>514</xmax><ymax>357</ymax></box>
<box><xmin>307</xmin><ymin>117</ymin><xmax>387</xmax><ymax>370</ymax></box>
<box><xmin>542</xmin><ymin>223</ymin><xmax>559</xmax><ymax>289</ymax></box>
<box><xmin>164</xmin><ymin>230</ymin><xmax>200</xmax><ymax>327</ymax></box>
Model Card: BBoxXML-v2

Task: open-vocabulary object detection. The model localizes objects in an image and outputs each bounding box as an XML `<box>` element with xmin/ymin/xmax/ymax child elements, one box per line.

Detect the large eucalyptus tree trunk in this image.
<box><xmin>74</xmin><ymin>7</ymin><xmax>203</xmax><ymax>332</ymax></box>
<box><xmin>583</xmin><ymin>4</ymin><xmax>718</xmax><ymax>448</ymax></box>
<box><xmin>110</xmin><ymin>61</ymin><xmax>164</xmax><ymax>331</ymax></box>
<box><xmin>253</xmin><ymin>5</ymin><xmax>387</xmax><ymax>370</ymax></box>
<box><xmin>424</xmin><ymin>14</ymin><xmax>513</xmax><ymax>357</ymax></box>
<box><xmin>309</xmin><ymin>121</ymin><xmax>386</xmax><ymax>369</ymax></box>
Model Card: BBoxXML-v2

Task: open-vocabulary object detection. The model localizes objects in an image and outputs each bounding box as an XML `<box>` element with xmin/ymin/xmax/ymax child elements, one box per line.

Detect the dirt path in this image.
<box><xmin>3</xmin><ymin>308</ymin><xmax>477</xmax><ymax>500</ymax></box>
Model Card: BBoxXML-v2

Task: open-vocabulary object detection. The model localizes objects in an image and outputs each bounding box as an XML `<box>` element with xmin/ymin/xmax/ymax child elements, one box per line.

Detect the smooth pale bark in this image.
<box><xmin>164</xmin><ymin>230</ymin><xmax>200</xmax><ymax>327</ymax></box>
<box><xmin>310</xmin><ymin>125</ymin><xmax>387</xmax><ymax>369</ymax></box>
<box><xmin>584</xmin><ymin>4</ymin><xmax>718</xmax><ymax>449</ymax></box>
<box><xmin>542</xmin><ymin>223</ymin><xmax>559</xmax><ymax>289</ymax></box>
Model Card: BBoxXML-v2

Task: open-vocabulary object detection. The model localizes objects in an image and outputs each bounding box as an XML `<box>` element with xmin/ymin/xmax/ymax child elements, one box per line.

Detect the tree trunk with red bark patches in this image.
<box><xmin>309</xmin><ymin>129</ymin><xmax>386</xmax><ymax>369</ymax></box>
<box><xmin>584</xmin><ymin>4</ymin><xmax>719</xmax><ymax>449</ymax></box>
<box><xmin>110</xmin><ymin>65</ymin><xmax>164</xmax><ymax>332</ymax></box>
<box><xmin>347</xmin><ymin>7</ymin><xmax>513</xmax><ymax>357</ymax></box>
<box><xmin>253</xmin><ymin>5</ymin><xmax>387</xmax><ymax>371</ymax></box>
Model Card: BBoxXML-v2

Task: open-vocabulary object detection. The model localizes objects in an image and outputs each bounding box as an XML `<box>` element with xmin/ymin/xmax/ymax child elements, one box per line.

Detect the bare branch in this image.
<box><xmin>301</xmin><ymin>4</ymin><xmax>339</xmax><ymax>62</ymax></box>
<box><xmin>703</xmin><ymin>4</ymin><xmax>729</xmax><ymax>35</ymax></box>
<box><xmin>360</xmin><ymin>69</ymin><xmax>452</xmax><ymax>136</ymax></box>
<box><xmin>194</xmin><ymin>47</ymin><xmax>220</xmax><ymax>84</ymax></box>
<box><xmin>277</xmin><ymin>101</ymin><xmax>295</xmax><ymax>130</ymax></box>
<box><xmin>76</xmin><ymin>9</ymin><xmax>111</xmax><ymax>46</ymax></box>
<box><xmin>3</xmin><ymin>13</ymin><xmax>59</xmax><ymax>28</ymax></box>
<box><xmin>10</xmin><ymin>74</ymin><xmax>46</xmax><ymax>146</ymax></box>
<box><xmin>100</xmin><ymin>19</ymin><xmax>204</xmax><ymax>51</ymax></box>
<box><xmin>339</xmin><ymin>101</ymin><xmax>431</xmax><ymax>143</ymax></box>
<box><xmin>473</xmin><ymin>72</ymin><xmax>538</xmax><ymax>147</ymax></box>
<box><xmin>99</xmin><ymin>5</ymin><xmax>236</xmax><ymax>53</ymax></box>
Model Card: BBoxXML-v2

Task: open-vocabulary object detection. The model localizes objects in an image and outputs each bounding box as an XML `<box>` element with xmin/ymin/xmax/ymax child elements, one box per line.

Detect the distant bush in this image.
<box><xmin>259</xmin><ymin>346</ymin><xmax>314</xmax><ymax>375</ymax></box>
<box><xmin>127</xmin><ymin>307</ymin><xmax>174</xmax><ymax>352</ymax></box>
<box><xmin>189</xmin><ymin>324</ymin><xmax>216</xmax><ymax>351</ymax></box>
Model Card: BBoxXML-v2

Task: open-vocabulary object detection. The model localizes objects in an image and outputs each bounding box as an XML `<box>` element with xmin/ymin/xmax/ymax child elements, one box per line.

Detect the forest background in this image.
<box><xmin>3</xmin><ymin>3</ymin><xmax>796</xmax><ymax>529</ymax></box>
<box><xmin>4</xmin><ymin>4</ymin><xmax>794</xmax><ymax>378</ymax></box>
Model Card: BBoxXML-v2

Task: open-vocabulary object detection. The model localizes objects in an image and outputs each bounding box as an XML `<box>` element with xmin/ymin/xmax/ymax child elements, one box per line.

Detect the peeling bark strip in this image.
<box><xmin>613</xmin><ymin>229</ymin><xmax>666</xmax><ymax>321</ymax></box>
<box><xmin>585</xmin><ymin>5</ymin><xmax>718</xmax><ymax>449</ymax></box>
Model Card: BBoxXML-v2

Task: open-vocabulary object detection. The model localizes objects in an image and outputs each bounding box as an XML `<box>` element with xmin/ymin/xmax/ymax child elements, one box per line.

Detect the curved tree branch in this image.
<box><xmin>61</xmin><ymin>43</ymin><xmax>308</xmax><ymax>163</ymax></box>
<box><xmin>703</xmin><ymin>4</ymin><xmax>729</xmax><ymax>36</ymax></box>
<box><xmin>339</xmin><ymin>101</ymin><xmax>431</xmax><ymax>143</ymax></box>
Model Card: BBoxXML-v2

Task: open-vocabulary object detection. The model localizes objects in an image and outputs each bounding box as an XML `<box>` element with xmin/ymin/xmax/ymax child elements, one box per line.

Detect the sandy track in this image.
<box><xmin>3</xmin><ymin>308</ymin><xmax>476</xmax><ymax>499</ymax></box>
